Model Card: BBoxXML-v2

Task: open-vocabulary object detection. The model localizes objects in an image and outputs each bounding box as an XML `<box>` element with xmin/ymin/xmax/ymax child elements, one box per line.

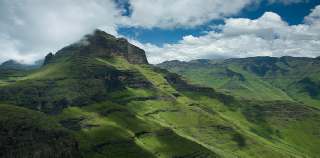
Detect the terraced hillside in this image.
<box><xmin>1</xmin><ymin>30</ymin><xmax>320</xmax><ymax>158</ymax></box>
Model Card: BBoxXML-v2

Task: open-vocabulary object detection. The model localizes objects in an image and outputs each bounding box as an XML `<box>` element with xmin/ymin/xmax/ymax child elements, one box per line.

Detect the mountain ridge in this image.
<box><xmin>157</xmin><ymin>56</ymin><xmax>320</xmax><ymax>107</ymax></box>
<box><xmin>44</xmin><ymin>29</ymin><xmax>148</xmax><ymax>65</ymax></box>
<box><xmin>1</xmin><ymin>30</ymin><xmax>320</xmax><ymax>158</ymax></box>
<box><xmin>0</xmin><ymin>59</ymin><xmax>43</xmax><ymax>70</ymax></box>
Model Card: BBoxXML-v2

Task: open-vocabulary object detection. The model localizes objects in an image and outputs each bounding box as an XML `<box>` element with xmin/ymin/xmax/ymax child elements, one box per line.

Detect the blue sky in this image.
<box><xmin>0</xmin><ymin>0</ymin><xmax>320</xmax><ymax>64</ymax></box>
<box><xmin>118</xmin><ymin>0</ymin><xmax>320</xmax><ymax>46</ymax></box>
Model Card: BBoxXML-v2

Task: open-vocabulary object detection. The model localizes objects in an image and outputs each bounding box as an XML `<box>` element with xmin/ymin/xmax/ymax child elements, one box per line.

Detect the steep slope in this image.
<box><xmin>1</xmin><ymin>30</ymin><xmax>320</xmax><ymax>158</ymax></box>
<box><xmin>0</xmin><ymin>104</ymin><xmax>81</xmax><ymax>158</ymax></box>
<box><xmin>158</xmin><ymin>58</ymin><xmax>320</xmax><ymax>157</ymax></box>
<box><xmin>161</xmin><ymin>71</ymin><xmax>320</xmax><ymax>158</ymax></box>
<box><xmin>158</xmin><ymin>57</ymin><xmax>320</xmax><ymax>107</ymax></box>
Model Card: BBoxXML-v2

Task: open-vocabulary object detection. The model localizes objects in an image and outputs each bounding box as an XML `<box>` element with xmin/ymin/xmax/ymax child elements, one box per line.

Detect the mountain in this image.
<box><xmin>0</xmin><ymin>59</ymin><xmax>43</xmax><ymax>70</ymax></box>
<box><xmin>43</xmin><ymin>29</ymin><xmax>148</xmax><ymax>65</ymax></box>
<box><xmin>158</xmin><ymin>57</ymin><xmax>320</xmax><ymax>107</ymax></box>
<box><xmin>0</xmin><ymin>59</ymin><xmax>43</xmax><ymax>83</ymax></box>
<box><xmin>1</xmin><ymin>30</ymin><xmax>320</xmax><ymax>158</ymax></box>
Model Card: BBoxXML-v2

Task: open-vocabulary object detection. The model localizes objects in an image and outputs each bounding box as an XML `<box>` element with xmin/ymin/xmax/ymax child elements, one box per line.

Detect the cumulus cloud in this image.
<box><xmin>0</xmin><ymin>0</ymin><xmax>122</xmax><ymax>64</ymax></box>
<box><xmin>305</xmin><ymin>5</ymin><xmax>320</xmax><ymax>24</ymax></box>
<box><xmin>123</xmin><ymin>0</ymin><xmax>309</xmax><ymax>28</ymax></box>
<box><xmin>0</xmin><ymin>0</ymin><xmax>319</xmax><ymax>64</ymax></box>
<box><xmin>136</xmin><ymin>7</ymin><xmax>320</xmax><ymax>64</ymax></box>
<box><xmin>0</xmin><ymin>33</ymin><xmax>39</xmax><ymax>63</ymax></box>
<box><xmin>124</xmin><ymin>0</ymin><xmax>253</xmax><ymax>28</ymax></box>
<box><xmin>0</xmin><ymin>0</ymin><xmax>257</xmax><ymax>64</ymax></box>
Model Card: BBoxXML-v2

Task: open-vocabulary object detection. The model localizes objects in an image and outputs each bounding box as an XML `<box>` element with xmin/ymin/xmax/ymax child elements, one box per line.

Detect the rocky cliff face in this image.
<box><xmin>43</xmin><ymin>53</ymin><xmax>54</xmax><ymax>65</ymax></box>
<box><xmin>44</xmin><ymin>29</ymin><xmax>148</xmax><ymax>65</ymax></box>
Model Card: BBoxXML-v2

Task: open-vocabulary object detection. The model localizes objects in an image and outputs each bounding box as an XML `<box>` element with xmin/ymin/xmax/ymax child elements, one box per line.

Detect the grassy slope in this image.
<box><xmin>158</xmin><ymin>58</ymin><xmax>320</xmax><ymax>107</ymax></box>
<box><xmin>177</xmin><ymin>65</ymin><xmax>291</xmax><ymax>101</ymax></box>
<box><xmin>165</xmin><ymin>66</ymin><xmax>285</xmax><ymax>102</ymax></box>
<box><xmin>1</xmin><ymin>56</ymin><xmax>320</xmax><ymax>157</ymax></box>
<box><xmin>184</xmin><ymin>93</ymin><xmax>320</xmax><ymax>158</ymax></box>
<box><xmin>64</xmin><ymin>57</ymin><xmax>308</xmax><ymax>158</ymax></box>
<box><xmin>0</xmin><ymin>57</ymin><xmax>219</xmax><ymax>158</ymax></box>
<box><xmin>157</xmin><ymin>58</ymin><xmax>320</xmax><ymax>157</ymax></box>
<box><xmin>0</xmin><ymin>104</ymin><xmax>80</xmax><ymax>158</ymax></box>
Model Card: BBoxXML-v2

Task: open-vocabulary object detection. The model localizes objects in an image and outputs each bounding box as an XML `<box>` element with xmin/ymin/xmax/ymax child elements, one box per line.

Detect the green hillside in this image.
<box><xmin>0</xmin><ymin>104</ymin><xmax>81</xmax><ymax>158</ymax></box>
<box><xmin>1</xmin><ymin>30</ymin><xmax>320</xmax><ymax>158</ymax></box>
<box><xmin>158</xmin><ymin>57</ymin><xmax>320</xmax><ymax>107</ymax></box>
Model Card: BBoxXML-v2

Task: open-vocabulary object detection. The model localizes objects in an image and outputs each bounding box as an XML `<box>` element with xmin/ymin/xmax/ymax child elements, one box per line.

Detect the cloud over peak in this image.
<box><xmin>0</xmin><ymin>0</ymin><xmax>319</xmax><ymax>64</ymax></box>
<box><xmin>0</xmin><ymin>0</ymin><xmax>122</xmax><ymax>63</ymax></box>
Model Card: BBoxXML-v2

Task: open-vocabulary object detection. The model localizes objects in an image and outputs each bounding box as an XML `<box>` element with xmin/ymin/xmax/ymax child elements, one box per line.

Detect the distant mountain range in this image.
<box><xmin>0</xmin><ymin>30</ymin><xmax>320</xmax><ymax>158</ymax></box>
<box><xmin>0</xmin><ymin>59</ymin><xmax>43</xmax><ymax>70</ymax></box>
<box><xmin>0</xmin><ymin>59</ymin><xmax>43</xmax><ymax>81</ymax></box>
<box><xmin>158</xmin><ymin>56</ymin><xmax>320</xmax><ymax>107</ymax></box>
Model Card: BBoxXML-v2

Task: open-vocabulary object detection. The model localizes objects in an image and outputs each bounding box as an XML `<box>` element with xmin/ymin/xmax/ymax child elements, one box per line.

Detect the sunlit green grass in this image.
<box><xmin>2</xmin><ymin>55</ymin><xmax>320</xmax><ymax>158</ymax></box>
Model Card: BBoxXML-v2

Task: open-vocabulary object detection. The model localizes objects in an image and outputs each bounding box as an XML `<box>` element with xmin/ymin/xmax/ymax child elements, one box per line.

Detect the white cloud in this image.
<box><xmin>137</xmin><ymin>7</ymin><xmax>320</xmax><ymax>64</ymax></box>
<box><xmin>0</xmin><ymin>0</ymin><xmax>319</xmax><ymax>64</ymax></box>
<box><xmin>123</xmin><ymin>0</ymin><xmax>309</xmax><ymax>28</ymax></box>
<box><xmin>0</xmin><ymin>33</ymin><xmax>39</xmax><ymax>63</ymax></box>
<box><xmin>0</xmin><ymin>0</ymin><xmax>257</xmax><ymax>64</ymax></box>
<box><xmin>0</xmin><ymin>0</ymin><xmax>122</xmax><ymax>64</ymax></box>
<box><xmin>268</xmin><ymin>0</ymin><xmax>309</xmax><ymax>5</ymax></box>
<box><xmin>124</xmin><ymin>0</ymin><xmax>253</xmax><ymax>28</ymax></box>
<box><xmin>305</xmin><ymin>5</ymin><xmax>320</xmax><ymax>24</ymax></box>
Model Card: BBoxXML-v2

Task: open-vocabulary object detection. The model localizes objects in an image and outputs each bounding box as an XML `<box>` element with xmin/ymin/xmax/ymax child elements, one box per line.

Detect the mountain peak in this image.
<box><xmin>0</xmin><ymin>59</ymin><xmax>42</xmax><ymax>70</ymax></box>
<box><xmin>50</xmin><ymin>29</ymin><xmax>149</xmax><ymax>65</ymax></box>
<box><xmin>1</xmin><ymin>59</ymin><xmax>19</xmax><ymax>66</ymax></box>
<box><xmin>0</xmin><ymin>60</ymin><xmax>25</xmax><ymax>70</ymax></box>
<box><xmin>91</xmin><ymin>29</ymin><xmax>117</xmax><ymax>39</ymax></box>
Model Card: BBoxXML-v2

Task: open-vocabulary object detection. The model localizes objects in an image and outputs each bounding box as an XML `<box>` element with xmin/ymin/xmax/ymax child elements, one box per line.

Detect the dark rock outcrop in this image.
<box><xmin>297</xmin><ymin>77</ymin><xmax>320</xmax><ymax>98</ymax></box>
<box><xmin>164</xmin><ymin>73</ymin><xmax>214</xmax><ymax>93</ymax></box>
<box><xmin>43</xmin><ymin>52</ymin><xmax>54</xmax><ymax>65</ymax></box>
<box><xmin>53</xmin><ymin>29</ymin><xmax>149</xmax><ymax>65</ymax></box>
<box><xmin>164</xmin><ymin>71</ymin><xmax>235</xmax><ymax>104</ymax></box>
